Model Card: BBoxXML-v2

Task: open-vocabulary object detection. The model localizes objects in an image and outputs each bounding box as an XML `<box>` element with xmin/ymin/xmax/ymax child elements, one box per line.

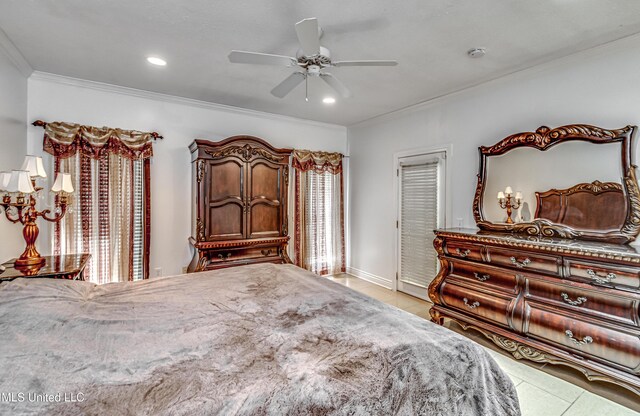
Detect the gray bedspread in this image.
<box><xmin>0</xmin><ymin>263</ymin><xmax>520</xmax><ymax>415</ymax></box>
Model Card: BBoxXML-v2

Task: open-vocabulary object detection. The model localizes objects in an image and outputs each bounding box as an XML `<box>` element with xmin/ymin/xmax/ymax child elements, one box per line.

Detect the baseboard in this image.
<box><xmin>346</xmin><ymin>267</ymin><xmax>393</xmax><ymax>289</ymax></box>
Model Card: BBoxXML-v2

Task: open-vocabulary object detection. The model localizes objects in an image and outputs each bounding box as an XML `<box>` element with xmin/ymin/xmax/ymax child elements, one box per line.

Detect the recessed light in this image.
<box><xmin>323</xmin><ymin>97</ymin><xmax>336</xmax><ymax>104</ymax></box>
<box><xmin>467</xmin><ymin>48</ymin><xmax>486</xmax><ymax>58</ymax></box>
<box><xmin>146</xmin><ymin>56</ymin><xmax>167</xmax><ymax>66</ymax></box>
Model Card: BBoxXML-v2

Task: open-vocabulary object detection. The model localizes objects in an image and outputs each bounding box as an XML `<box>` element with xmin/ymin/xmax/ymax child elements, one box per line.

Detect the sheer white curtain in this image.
<box><xmin>293</xmin><ymin>150</ymin><xmax>345</xmax><ymax>275</ymax></box>
<box><xmin>43</xmin><ymin>122</ymin><xmax>153</xmax><ymax>284</ymax></box>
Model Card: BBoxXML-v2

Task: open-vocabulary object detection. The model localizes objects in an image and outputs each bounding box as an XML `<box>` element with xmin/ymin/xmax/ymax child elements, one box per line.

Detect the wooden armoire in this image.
<box><xmin>187</xmin><ymin>136</ymin><xmax>292</xmax><ymax>272</ymax></box>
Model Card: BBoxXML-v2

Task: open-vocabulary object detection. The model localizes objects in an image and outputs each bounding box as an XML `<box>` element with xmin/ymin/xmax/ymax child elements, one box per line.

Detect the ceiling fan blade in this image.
<box><xmin>332</xmin><ymin>60</ymin><xmax>398</xmax><ymax>67</ymax></box>
<box><xmin>271</xmin><ymin>72</ymin><xmax>306</xmax><ymax>98</ymax></box>
<box><xmin>229</xmin><ymin>50</ymin><xmax>297</xmax><ymax>66</ymax></box>
<box><xmin>295</xmin><ymin>18</ymin><xmax>321</xmax><ymax>56</ymax></box>
<box><xmin>319</xmin><ymin>73</ymin><xmax>352</xmax><ymax>98</ymax></box>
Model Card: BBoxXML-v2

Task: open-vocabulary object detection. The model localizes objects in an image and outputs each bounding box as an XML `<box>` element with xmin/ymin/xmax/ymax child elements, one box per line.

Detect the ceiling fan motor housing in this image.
<box><xmin>297</xmin><ymin>46</ymin><xmax>332</xmax><ymax>68</ymax></box>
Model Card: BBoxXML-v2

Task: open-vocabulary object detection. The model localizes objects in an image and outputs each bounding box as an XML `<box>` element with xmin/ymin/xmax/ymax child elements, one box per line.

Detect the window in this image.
<box><xmin>293</xmin><ymin>150</ymin><xmax>345</xmax><ymax>275</ymax></box>
<box><xmin>42</xmin><ymin>121</ymin><xmax>153</xmax><ymax>284</ymax></box>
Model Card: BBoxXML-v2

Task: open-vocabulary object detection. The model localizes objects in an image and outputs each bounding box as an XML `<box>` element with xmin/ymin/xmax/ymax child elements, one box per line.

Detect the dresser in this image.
<box><xmin>429</xmin><ymin>229</ymin><xmax>640</xmax><ymax>394</ymax></box>
<box><xmin>187</xmin><ymin>136</ymin><xmax>292</xmax><ymax>272</ymax></box>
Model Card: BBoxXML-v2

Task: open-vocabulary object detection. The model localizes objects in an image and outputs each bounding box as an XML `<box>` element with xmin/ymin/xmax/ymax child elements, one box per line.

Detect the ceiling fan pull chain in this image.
<box><xmin>305</xmin><ymin>75</ymin><xmax>309</xmax><ymax>102</ymax></box>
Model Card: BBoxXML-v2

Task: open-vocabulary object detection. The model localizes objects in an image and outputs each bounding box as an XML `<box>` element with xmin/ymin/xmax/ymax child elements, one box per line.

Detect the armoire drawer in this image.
<box><xmin>565</xmin><ymin>258</ymin><xmax>640</xmax><ymax>291</ymax></box>
<box><xmin>207</xmin><ymin>245</ymin><xmax>280</xmax><ymax>264</ymax></box>
<box><xmin>449</xmin><ymin>260</ymin><xmax>518</xmax><ymax>294</ymax></box>
<box><xmin>440</xmin><ymin>282</ymin><xmax>511</xmax><ymax>327</ymax></box>
<box><xmin>486</xmin><ymin>247</ymin><xmax>561</xmax><ymax>276</ymax></box>
<box><xmin>526</xmin><ymin>278</ymin><xmax>640</xmax><ymax>327</ymax></box>
<box><xmin>526</xmin><ymin>304</ymin><xmax>640</xmax><ymax>373</ymax></box>
<box><xmin>445</xmin><ymin>241</ymin><xmax>483</xmax><ymax>262</ymax></box>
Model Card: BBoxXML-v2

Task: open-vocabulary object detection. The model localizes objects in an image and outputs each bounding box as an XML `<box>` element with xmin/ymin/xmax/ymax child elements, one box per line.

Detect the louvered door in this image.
<box><xmin>397</xmin><ymin>152</ymin><xmax>446</xmax><ymax>300</ymax></box>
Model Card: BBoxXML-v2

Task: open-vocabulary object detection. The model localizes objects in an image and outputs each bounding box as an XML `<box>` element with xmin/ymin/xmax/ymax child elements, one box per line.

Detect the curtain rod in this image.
<box><xmin>31</xmin><ymin>120</ymin><xmax>164</xmax><ymax>141</ymax></box>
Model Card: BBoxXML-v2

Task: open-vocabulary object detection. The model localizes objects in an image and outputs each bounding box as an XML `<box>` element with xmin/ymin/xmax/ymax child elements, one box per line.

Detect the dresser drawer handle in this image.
<box><xmin>261</xmin><ymin>249</ymin><xmax>273</xmax><ymax>257</ymax></box>
<box><xmin>565</xmin><ymin>330</ymin><xmax>593</xmax><ymax>346</ymax></box>
<box><xmin>560</xmin><ymin>292</ymin><xmax>587</xmax><ymax>306</ymax></box>
<box><xmin>510</xmin><ymin>257</ymin><xmax>531</xmax><ymax>268</ymax></box>
<box><xmin>462</xmin><ymin>298</ymin><xmax>480</xmax><ymax>309</ymax></box>
<box><xmin>473</xmin><ymin>272</ymin><xmax>490</xmax><ymax>282</ymax></box>
<box><xmin>586</xmin><ymin>269</ymin><xmax>616</xmax><ymax>285</ymax></box>
<box><xmin>456</xmin><ymin>248</ymin><xmax>471</xmax><ymax>258</ymax></box>
<box><xmin>218</xmin><ymin>253</ymin><xmax>232</xmax><ymax>261</ymax></box>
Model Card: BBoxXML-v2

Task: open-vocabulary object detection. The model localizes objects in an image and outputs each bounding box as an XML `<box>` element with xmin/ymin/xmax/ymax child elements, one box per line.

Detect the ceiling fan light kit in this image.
<box><xmin>228</xmin><ymin>17</ymin><xmax>398</xmax><ymax>100</ymax></box>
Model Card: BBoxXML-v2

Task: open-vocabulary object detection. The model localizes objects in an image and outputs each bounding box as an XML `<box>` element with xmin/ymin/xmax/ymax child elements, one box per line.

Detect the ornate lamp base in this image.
<box><xmin>14</xmin><ymin>221</ymin><xmax>46</xmax><ymax>268</ymax></box>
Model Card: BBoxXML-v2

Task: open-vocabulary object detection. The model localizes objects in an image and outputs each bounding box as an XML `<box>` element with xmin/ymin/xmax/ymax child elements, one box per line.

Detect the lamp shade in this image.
<box><xmin>0</xmin><ymin>171</ymin><xmax>10</xmax><ymax>192</ymax></box>
<box><xmin>51</xmin><ymin>173</ymin><xmax>74</xmax><ymax>193</ymax></box>
<box><xmin>21</xmin><ymin>155</ymin><xmax>47</xmax><ymax>179</ymax></box>
<box><xmin>6</xmin><ymin>170</ymin><xmax>35</xmax><ymax>194</ymax></box>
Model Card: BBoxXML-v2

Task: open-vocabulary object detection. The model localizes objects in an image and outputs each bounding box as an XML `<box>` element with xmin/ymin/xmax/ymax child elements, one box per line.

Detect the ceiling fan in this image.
<box><xmin>228</xmin><ymin>17</ymin><xmax>398</xmax><ymax>100</ymax></box>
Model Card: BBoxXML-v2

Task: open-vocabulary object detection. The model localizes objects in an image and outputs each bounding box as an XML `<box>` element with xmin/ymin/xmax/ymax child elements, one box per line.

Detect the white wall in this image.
<box><xmin>27</xmin><ymin>74</ymin><xmax>347</xmax><ymax>276</ymax></box>
<box><xmin>347</xmin><ymin>33</ymin><xmax>640</xmax><ymax>288</ymax></box>
<box><xmin>0</xmin><ymin>42</ymin><xmax>28</xmax><ymax>263</ymax></box>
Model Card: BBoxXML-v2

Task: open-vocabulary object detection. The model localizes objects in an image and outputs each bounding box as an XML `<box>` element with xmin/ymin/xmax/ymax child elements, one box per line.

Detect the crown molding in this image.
<box><xmin>28</xmin><ymin>71</ymin><xmax>346</xmax><ymax>132</ymax></box>
<box><xmin>0</xmin><ymin>26</ymin><xmax>33</xmax><ymax>78</ymax></box>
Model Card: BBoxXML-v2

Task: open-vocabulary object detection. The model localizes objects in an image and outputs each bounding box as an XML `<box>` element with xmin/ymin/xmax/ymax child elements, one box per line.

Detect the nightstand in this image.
<box><xmin>0</xmin><ymin>254</ymin><xmax>90</xmax><ymax>282</ymax></box>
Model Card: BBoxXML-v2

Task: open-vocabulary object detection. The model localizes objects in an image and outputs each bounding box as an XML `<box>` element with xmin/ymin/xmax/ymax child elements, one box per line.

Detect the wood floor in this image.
<box><xmin>328</xmin><ymin>273</ymin><xmax>640</xmax><ymax>416</ymax></box>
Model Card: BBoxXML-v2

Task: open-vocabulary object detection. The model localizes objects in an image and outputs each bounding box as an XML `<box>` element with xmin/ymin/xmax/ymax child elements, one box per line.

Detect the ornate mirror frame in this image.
<box><xmin>472</xmin><ymin>124</ymin><xmax>640</xmax><ymax>244</ymax></box>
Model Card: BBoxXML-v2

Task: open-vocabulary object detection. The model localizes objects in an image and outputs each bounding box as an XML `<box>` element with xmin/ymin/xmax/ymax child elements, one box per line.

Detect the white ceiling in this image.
<box><xmin>2</xmin><ymin>0</ymin><xmax>640</xmax><ymax>126</ymax></box>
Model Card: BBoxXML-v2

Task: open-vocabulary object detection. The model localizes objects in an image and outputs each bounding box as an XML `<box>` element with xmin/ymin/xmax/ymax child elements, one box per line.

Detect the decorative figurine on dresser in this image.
<box><xmin>187</xmin><ymin>135</ymin><xmax>292</xmax><ymax>272</ymax></box>
<box><xmin>428</xmin><ymin>124</ymin><xmax>640</xmax><ymax>395</ymax></box>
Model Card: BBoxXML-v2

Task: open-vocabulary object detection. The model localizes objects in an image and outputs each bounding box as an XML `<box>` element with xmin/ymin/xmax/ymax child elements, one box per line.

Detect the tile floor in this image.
<box><xmin>328</xmin><ymin>274</ymin><xmax>640</xmax><ymax>416</ymax></box>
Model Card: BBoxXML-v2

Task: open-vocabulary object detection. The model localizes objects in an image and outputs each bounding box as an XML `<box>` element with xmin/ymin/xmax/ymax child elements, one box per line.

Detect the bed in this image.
<box><xmin>0</xmin><ymin>263</ymin><xmax>520</xmax><ymax>415</ymax></box>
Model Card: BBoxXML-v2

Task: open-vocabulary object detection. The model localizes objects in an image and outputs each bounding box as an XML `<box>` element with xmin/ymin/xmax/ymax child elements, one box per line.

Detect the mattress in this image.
<box><xmin>0</xmin><ymin>263</ymin><xmax>520</xmax><ymax>415</ymax></box>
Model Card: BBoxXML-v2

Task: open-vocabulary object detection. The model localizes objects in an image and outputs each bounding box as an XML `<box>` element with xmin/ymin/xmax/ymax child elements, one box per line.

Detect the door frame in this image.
<box><xmin>393</xmin><ymin>144</ymin><xmax>452</xmax><ymax>295</ymax></box>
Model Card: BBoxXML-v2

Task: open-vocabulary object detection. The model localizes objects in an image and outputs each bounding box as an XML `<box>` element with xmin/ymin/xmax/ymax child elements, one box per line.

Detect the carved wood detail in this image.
<box><xmin>196</xmin><ymin>160</ymin><xmax>206</xmax><ymax>183</ymax></box>
<box><xmin>196</xmin><ymin>218</ymin><xmax>205</xmax><ymax>242</ymax></box>
<box><xmin>428</xmin><ymin>236</ymin><xmax>447</xmax><ymax>305</ymax></box>
<box><xmin>205</xmin><ymin>144</ymin><xmax>284</xmax><ymax>163</ymax></box>
<box><xmin>480</xmin><ymin>124</ymin><xmax>632</xmax><ymax>155</ymax></box>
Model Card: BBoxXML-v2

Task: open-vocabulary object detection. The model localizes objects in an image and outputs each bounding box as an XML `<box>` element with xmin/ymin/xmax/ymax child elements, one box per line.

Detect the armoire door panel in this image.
<box><xmin>208</xmin><ymin>203</ymin><xmax>244</xmax><ymax>240</ymax></box>
<box><xmin>249</xmin><ymin>203</ymin><xmax>280</xmax><ymax>237</ymax></box>
<box><xmin>204</xmin><ymin>159</ymin><xmax>245</xmax><ymax>241</ymax></box>
<box><xmin>207</xmin><ymin>160</ymin><xmax>244</xmax><ymax>201</ymax></box>
<box><xmin>249</xmin><ymin>161</ymin><xmax>281</xmax><ymax>201</ymax></box>
<box><xmin>247</xmin><ymin>159</ymin><xmax>283</xmax><ymax>238</ymax></box>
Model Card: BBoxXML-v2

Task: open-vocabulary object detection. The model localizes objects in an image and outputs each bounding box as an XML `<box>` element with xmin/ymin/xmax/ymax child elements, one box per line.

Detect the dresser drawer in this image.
<box><xmin>487</xmin><ymin>247</ymin><xmax>561</xmax><ymax>276</ymax></box>
<box><xmin>450</xmin><ymin>260</ymin><xmax>518</xmax><ymax>294</ymax></box>
<box><xmin>526</xmin><ymin>304</ymin><xmax>640</xmax><ymax>373</ymax></box>
<box><xmin>445</xmin><ymin>241</ymin><xmax>483</xmax><ymax>262</ymax></box>
<box><xmin>440</xmin><ymin>281</ymin><xmax>511</xmax><ymax>327</ymax></box>
<box><xmin>525</xmin><ymin>277</ymin><xmax>640</xmax><ymax>327</ymax></box>
<box><xmin>565</xmin><ymin>258</ymin><xmax>640</xmax><ymax>291</ymax></box>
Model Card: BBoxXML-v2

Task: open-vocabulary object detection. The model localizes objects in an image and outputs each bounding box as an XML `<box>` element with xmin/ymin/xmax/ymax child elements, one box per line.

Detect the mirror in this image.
<box><xmin>473</xmin><ymin>124</ymin><xmax>640</xmax><ymax>244</ymax></box>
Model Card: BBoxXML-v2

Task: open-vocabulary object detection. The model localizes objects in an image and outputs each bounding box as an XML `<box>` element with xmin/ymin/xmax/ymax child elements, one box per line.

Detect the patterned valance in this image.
<box><xmin>43</xmin><ymin>121</ymin><xmax>154</xmax><ymax>160</ymax></box>
<box><xmin>292</xmin><ymin>149</ymin><xmax>343</xmax><ymax>174</ymax></box>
